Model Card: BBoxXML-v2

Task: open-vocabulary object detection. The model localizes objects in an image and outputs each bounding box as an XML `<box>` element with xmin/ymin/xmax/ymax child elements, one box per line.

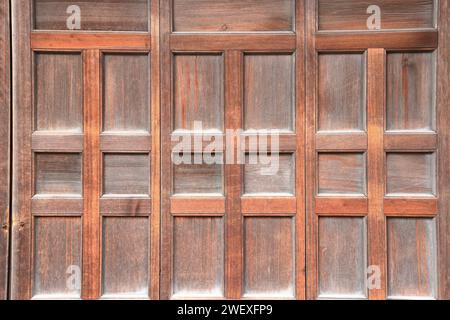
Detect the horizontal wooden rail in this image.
<box><xmin>316</xmin><ymin>133</ymin><xmax>367</xmax><ymax>151</ymax></box>
<box><xmin>384</xmin><ymin>133</ymin><xmax>437</xmax><ymax>151</ymax></box>
<box><xmin>315</xmin><ymin>197</ymin><xmax>368</xmax><ymax>216</ymax></box>
<box><xmin>100</xmin><ymin>197</ymin><xmax>151</xmax><ymax>215</ymax></box>
<box><xmin>241</xmin><ymin>197</ymin><xmax>296</xmax><ymax>215</ymax></box>
<box><xmin>384</xmin><ymin>198</ymin><xmax>438</xmax><ymax>216</ymax></box>
<box><xmin>170</xmin><ymin>197</ymin><xmax>226</xmax><ymax>215</ymax></box>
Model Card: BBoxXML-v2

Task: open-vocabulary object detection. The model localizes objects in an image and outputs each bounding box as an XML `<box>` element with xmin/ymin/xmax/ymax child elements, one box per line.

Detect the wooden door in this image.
<box><xmin>11</xmin><ymin>0</ymin><xmax>160</xmax><ymax>299</ymax></box>
<box><xmin>160</xmin><ymin>0</ymin><xmax>305</xmax><ymax>299</ymax></box>
<box><xmin>306</xmin><ymin>0</ymin><xmax>449</xmax><ymax>300</ymax></box>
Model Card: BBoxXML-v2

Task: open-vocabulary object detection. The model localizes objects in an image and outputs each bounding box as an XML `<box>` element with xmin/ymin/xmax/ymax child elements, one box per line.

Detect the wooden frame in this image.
<box><xmin>0</xmin><ymin>0</ymin><xmax>10</xmax><ymax>300</ymax></box>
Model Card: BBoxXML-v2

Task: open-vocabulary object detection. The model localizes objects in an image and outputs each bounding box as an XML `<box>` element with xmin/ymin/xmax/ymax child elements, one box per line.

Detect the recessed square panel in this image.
<box><xmin>35</xmin><ymin>52</ymin><xmax>83</xmax><ymax>132</ymax></box>
<box><xmin>386</xmin><ymin>153</ymin><xmax>436</xmax><ymax>196</ymax></box>
<box><xmin>244</xmin><ymin>54</ymin><xmax>294</xmax><ymax>131</ymax></box>
<box><xmin>33</xmin><ymin>217</ymin><xmax>82</xmax><ymax>298</ymax></box>
<box><xmin>34</xmin><ymin>0</ymin><xmax>149</xmax><ymax>31</ymax></box>
<box><xmin>103</xmin><ymin>53</ymin><xmax>150</xmax><ymax>133</ymax></box>
<box><xmin>173</xmin><ymin>0</ymin><xmax>294</xmax><ymax>32</ymax></box>
<box><xmin>173</xmin><ymin>54</ymin><xmax>224</xmax><ymax>132</ymax></box>
<box><xmin>35</xmin><ymin>153</ymin><xmax>82</xmax><ymax>196</ymax></box>
<box><xmin>387</xmin><ymin>218</ymin><xmax>437</xmax><ymax>299</ymax></box>
<box><xmin>318</xmin><ymin>153</ymin><xmax>366</xmax><ymax>195</ymax></box>
<box><xmin>318</xmin><ymin>217</ymin><xmax>367</xmax><ymax>299</ymax></box>
<box><xmin>102</xmin><ymin>217</ymin><xmax>149</xmax><ymax>298</ymax></box>
<box><xmin>173</xmin><ymin>217</ymin><xmax>224</xmax><ymax>298</ymax></box>
<box><xmin>244</xmin><ymin>218</ymin><xmax>295</xmax><ymax>298</ymax></box>
<box><xmin>318</xmin><ymin>53</ymin><xmax>366</xmax><ymax>132</ymax></box>
<box><xmin>387</xmin><ymin>52</ymin><xmax>436</xmax><ymax>132</ymax></box>
<box><xmin>173</xmin><ymin>154</ymin><xmax>223</xmax><ymax>195</ymax></box>
<box><xmin>103</xmin><ymin>154</ymin><xmax>150</xmax><ymax>196</ymax></box>
<box><xmin>244</xmin><ymin>153</ymin><xmax>294</xmax><ymax>195</ymax></box>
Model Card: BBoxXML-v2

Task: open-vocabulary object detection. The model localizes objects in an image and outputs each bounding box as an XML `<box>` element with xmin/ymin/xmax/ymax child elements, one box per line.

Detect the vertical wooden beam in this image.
<box><xmin>295</xmin><ymin>0</ymin><xmax>306</xmax><ymax>300</ymax></box>
<box><xmin>225</xmin><ymin>50</ymin><xmax>243</xmax><ymax>299</ymax></box>
<box><xmin>159</xmin><ymin>0</ymin><xmax>172</xmax><ymax>300</ymax></box>
<box><xmin>367</xmin><ymin>48</ymin><xmax>387</xmax><ymax>300</ymax></box>
<box><xmin>82</xmin><ymin>49</ymin><xmax>101</xmax><ymax>300</ymax></box>
<box><xmin>0</xmin><ymin>0</ymin><xmax>10</xmax><ymax>300</ymax></box>
<box><xmin>305</xmin><ymin>0</ymin><xmax>318</xmax><ymax>300</ymax></box>
<box><xmin>438</xmin><ymin>0</ymin><xmax>450</xmax><ymax>300</ymax></box>
<box><xmin>149</xmin><ymin>0</ymin><xmax>161</xmax><ymax>300</ymax></box>
<box><xmin>11</xmin><ymin>0</ymin><xmax>32</xmax><ymax>300</ymax></box>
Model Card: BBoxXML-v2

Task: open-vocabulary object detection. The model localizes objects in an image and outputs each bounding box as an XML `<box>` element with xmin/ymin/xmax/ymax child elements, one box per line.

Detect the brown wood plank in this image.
<box><xmin>0</xmin><ymin>0</ymin><xmax>9</xmax><ymax>300</ymax></box>
<box><xmin>32</xmin><ymin>133</ymin><xmax>83</xmax><ymax>151</ymax></box>
<box><xmin>32</xmin><ymin>198</ymin><xmax>83</xmax><ymax>215</ymax></box>
<box><xmin>316</xmin><ymin>133</ymin><xmax>367</xmax><ymax>151</ymax></box>
<box><xmin>367</xmin><ymin>48</ymin><xmax>387</xmax><ymax>300</ymax></box>
<box><xmin>171</xmin><ymin>197</ymin><xmax>225</xmax><ymax>215</ymax></box>
<box><xmin>11</xmin><ymin>0</ymin><xmax>33</xmax><ymax>300</ymax></box>
<box><xmin>316</xmin><ymin>31</ymin><xmax>438</xmax><ymax>51</ymax></box>
<box><xmin>384</xmin><ymin>133</ymin><xmax>437</xmax><ymax>151</ymax></box>
<box><xmin>100</xmin><ymin>198</ymin><xmax>151</xmax><ymax>216</ymax></box>
<box><xmin>225</xmin><ymin>50</ymin><xmax>243</xmax><ymax>299</ymax></box>
<box><xmin>315</xmin><ymin>198</ymin><xmax>368</xmax><ymax>216</ymax></box>
<box><xmin>438</xmin><ymin>0</ymin><xmax>450</xmax><ymax>300</ymax></box>
<box><xmin>81</xmin><ymin>50</ymin><xmax>101</xmax><ymax>300</ymax></box>
<box><xmin>242</xmin><ymin>134</ymin><xmax>297</xmax><ymax>152</ymax></box>
<box><xmin>241</xmin><ymin>197</ymin><xmax>296</xmax><ymax>215</ymax></box>
<box><xmin>31</xmin><ymin>33</ymin><xmax>150</xmax><ymax>50</ymax></box>
<box><xmin>170</xmin><ymin>34</ymin><xmax>296</xmax><ymax>51</ymax></box>
<box><xmin>100</xmin><ymin>134</ymin><xmax>151</xmax><ymax>152</ymax></box>
<box><xmin>384</xmin><ymin>198</ymin><xmax>437</xmax><ymax>216</ymax></box>
<box><xmin>150</xmin><ymin>0</ymin><xmax>161</xmax><ymax>300</ymax></box>
<box><xmin>305</xmin><ymin>0</ymin><xmax>318</xmax><ymax>300</ymax></box>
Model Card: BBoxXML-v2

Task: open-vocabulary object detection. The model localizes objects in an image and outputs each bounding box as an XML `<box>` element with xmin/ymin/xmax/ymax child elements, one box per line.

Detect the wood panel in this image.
<box><xmin>386</xmin><ymin>52</ymin><xmax>436</xmax><ymax>132</ymax></box>
<box><xmin>102</xmin><ymin>217</ymin><xmax>149</xmax><ymax>298</ymax></box>
<box><xmin>244</xmin><ymin>218</ymin><xmax>295</xmax><ymax>298</ymax></box>
<box><xmin>102</xmin><ymin>53</ymin><xmax>150</xmax><ymax>133</ymax></box>
<box><xmin>387</xmin><ymin>218</ymin><xmax>437</xmax><ymax>299</ymax></box>
<box><xmin>33</xmin><ymin>217</ymin><xmax>82</xmax><ymax>299</ymax></box>
<box><xmin>318</xmin><ymin>0</ymin><xmax>436</xmax><ymax>31</ymax></box>
<box><xmin>34</xmin><ymin>0</ymin><xmax>149</xmax><ymax>31</ymax></box>
<box><xmin>318</xmin><ymin>217</ymin><xmax>367</xmax><ymax>299</ymax></box>
<box><xmin>0</xmin><ymin>0</ymin><xmax>9</xmax><ymax>300</ymax></box>
<box><xmin>318</xmin><ymin>53</ymin><xmax>366</xmax><ymax>132</ymax></box>
<box><xmin>172</xmin><ymin>0</ymin><xmax>294</xmax><ymax>32</ymax></box>
<box><xmin>243</xmin><ymin>54</ymin><xmax>294</xmax><ymax>132</ymax></box>
<box><xmin>34</xmin><ymin>52</ymin><xmax>83</xmax><ymax>133</ymax></box>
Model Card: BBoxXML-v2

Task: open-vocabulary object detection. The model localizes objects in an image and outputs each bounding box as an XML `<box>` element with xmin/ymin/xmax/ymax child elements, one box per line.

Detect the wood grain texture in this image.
<box><xmin>387</xmin><ymin>52</ymin><xmax>436</xmax><ymax>132</ymax></box>
<box><xmin>318</xmin><ymin>217</ymin><xmax>367</xmax><ymax>299</ymax></box>
<box><xmin>34</xmin><ymin>0</ymin><xmax>149</xmax><ymax>31</ymax></box>
<box><xmin>315</xmin><ymin>198</ymin><xmax>368</xmax><ymax>216</ymax></box>
<box><xmin>103</xmin><ymin>153</ymin><xmax>150</xmax><ymax>196</ymax></box>
<box><xmin>173</xmin><ymin>0</ymin><xmax>294</xmax><ymax>32</ymax></box>
<box><xmin>34</xmin><ymin>52</ymin><xmax>83</xmax><ymax>132</ymax></box>
<box><xmin>318</xmin><ymin>0</ymin><xmax>436</xmax><ymax>31</ymax></box>
<box><xmin>384</xmin><ymin>199</ymin><xmax>437</xmax><ymax>217</ymax></box>
<box><xmin>33</xmin><ymin>217</ymin><xmax>82</xmax><ymax>299</ymax></box>
<box><xmin>244</xmin><ymin>218</ymin><xmax>295</xmax><ymax>298</ymax></box>
<box><xmin>102</xmin><ymin>217</ymin><xmax>149</xmax><ymax>298</ymax></box>
<box><xmin>367</xmin><ymin>48</ymin><xmax>387</xmax><ymax>300</ymax></box>
<box><xmin>0</xmin><ymin>0</ymin><xmax>9</xmax><ymax>300</ymax></box>
<box><xmin>173</xmin><ymin>161</ymin><xmax>223</xmax><ymax>195</ymax></box>
<box><xmin>82</xmin><ymin>50</ymin><xmax>101</xmax><ymax>300</ymax></box>
<box><xmin>386</xmin><ymin>153</ymin><xmax>436</xmax><ymax>196</ymax></box>
<box><xmin>34</xmin><ymin>153</ymin><xmax>82</xmax><ymax>196</ymax></box>
<box><xmin>318</xmin><ymin>53</ymin><xmax>366</xmax><ymax>132</ymax></box>
<box><xmin>102</xmin><ymin>53</ymin><xmax>150</xmax><ymax>133</ymax></box>
<box><xmin>244</xmin><ymin>54</ymin><xmax>294</xmax><ymax>131</ymax></box>
<box><xmin>173</xmin><ymin>217</ymin><xmax>224</xmax><ymax>298</ymax></box>
<box><xmin>173</xmin><ymin>54</ymin><xmax>224</xmax><ymax>132</ymax></box>
<box><xmin>318</xmin><ymin>153</ymin><xmax>366</xmax><ymax>195</ymax></box>
<box><xmin>11</xmin><ymin>0</ymin><xmax>33</xmax><ymax>299</ymax></box>
<box><xmin>387</xmin><ymin>218</ymin><xmax>437</xmax><ymax>299</ymax></box>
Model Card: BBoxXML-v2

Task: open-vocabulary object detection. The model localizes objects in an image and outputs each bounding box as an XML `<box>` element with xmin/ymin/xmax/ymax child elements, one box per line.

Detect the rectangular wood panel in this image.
<box><xmin>102</xmin><ymin>217</ymin><xmax>149</xmax><ymax>298</ymax></box>
<box><xmin>173</xmin><ymin>0</ymin><xmax>294</xmax><ymax>32</ymax></box>
<box><xmin>318</xmin><ymin>217</ymin><xmax>367</xmax><ymax>299</ymax></box>
<box><xmin>34</xmin><ymin>0</ymin><xmax>149</xmax><ymax>31</ymax></box>
<box><xmin>244</xmin><ymin>218</ymin><xmax>295</xmax><ymax>298</ymax></box>
<box><xmin>387</xmin><ymin>218</ymin><xmax>437</xmax><ymax>299</ymax></box>
<box><xmin>318</xmin><ymin>0</ymin><xmax>436</xmax><ymax>31</ymax></box>
<box><xmin>33</xmin><ymin>217</ymin><xmax>82</xmax><ymax>299</ymax></box>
